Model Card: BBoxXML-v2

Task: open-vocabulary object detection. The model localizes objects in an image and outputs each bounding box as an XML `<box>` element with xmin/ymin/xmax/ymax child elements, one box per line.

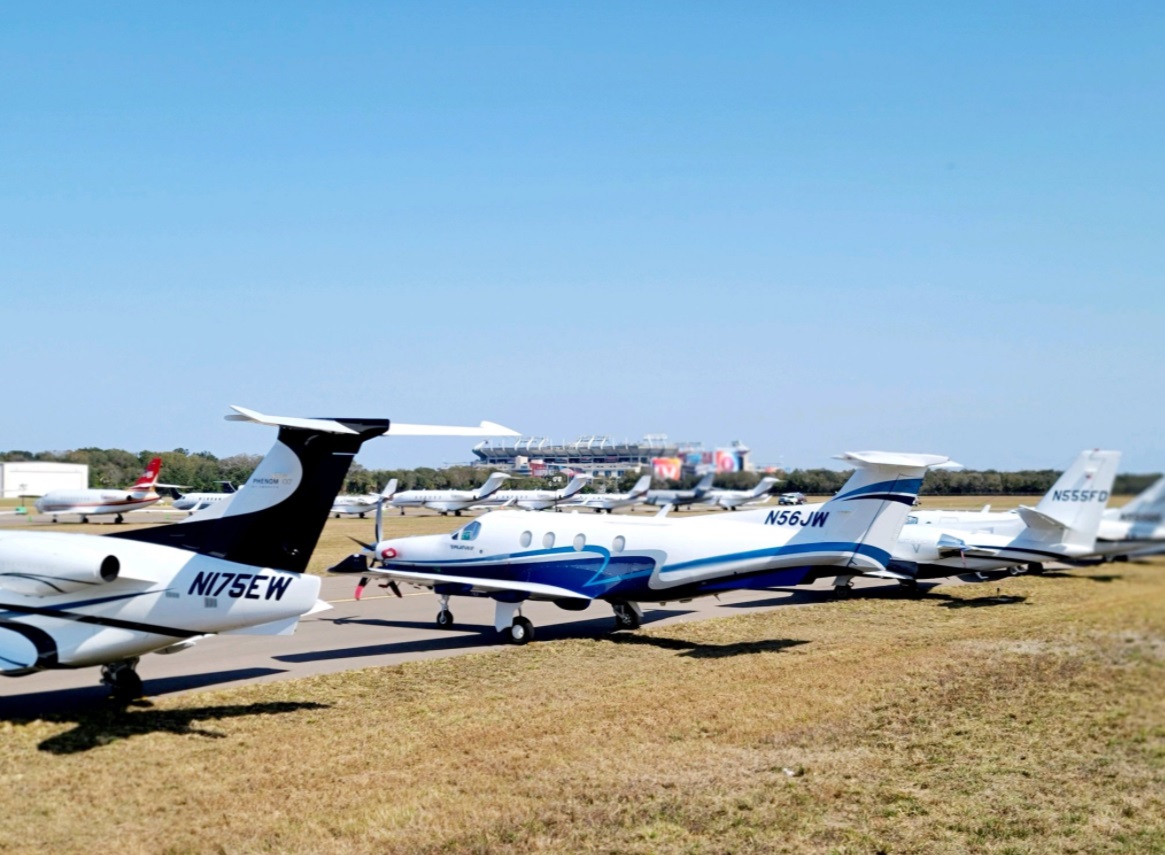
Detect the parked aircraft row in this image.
<box><xmin>331</xmin><ymin>472</ymin><xmax>781</xmax><ymax>518</ymax></box>
<box><xmin>2</xmin><ymin>405</ymin><xmax>1161</xmax><ymax>705</ymax></box>
<box><xmin>334</xmin><ymin>448</ymin><xmax>1165</xmax><ymax>643</ymax></box>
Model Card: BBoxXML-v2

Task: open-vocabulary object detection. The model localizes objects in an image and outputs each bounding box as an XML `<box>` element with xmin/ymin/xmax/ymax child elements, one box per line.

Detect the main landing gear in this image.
<box><xmin>493</xmin><ymin>600</ymin><xmax>535</xmax><ymax>645</ymax></box>
<box><xmin>114</xmin><ymin>513</ymin><xmax>125</xmax><ymax>524</ymax></box>
<box><xmin>611</xmin><ymin>600</ymin><xmax>642</xmax><ymax>631</ymax></box>
<box><xmin>101</xmin><ymin>658</ymin><xmax>143</xmax><ymax>703</ymax></box>
<box><xmin>832</xmin><ymin>575</ymin><xmax>855</xmax><ymax>597</ymax></box>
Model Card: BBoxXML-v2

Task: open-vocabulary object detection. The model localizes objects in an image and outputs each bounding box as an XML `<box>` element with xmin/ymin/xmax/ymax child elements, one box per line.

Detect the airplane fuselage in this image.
<box><xmin>0</xmin><ymin>530</ymin><xmax>320</xmax><ymax>673</ymax></box>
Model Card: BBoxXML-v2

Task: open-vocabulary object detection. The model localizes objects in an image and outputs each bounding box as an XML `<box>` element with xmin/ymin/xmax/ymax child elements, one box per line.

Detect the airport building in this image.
<box><xmin>470</xmin><ymin>435</ymin><xmax>752</xmax><ymax>479</ymax></box>
<box><xmin>0</xmin><ymin>461</ymin><xmax>88</xmax><ymax>498</ymax></box>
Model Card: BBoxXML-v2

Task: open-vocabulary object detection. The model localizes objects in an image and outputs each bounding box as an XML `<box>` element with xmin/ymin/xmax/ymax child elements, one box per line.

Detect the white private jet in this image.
<box><xmin>705</xmin><ymin>476</ymin><xmax>781</xmax><ymax>510</ymax></box>
<box><xmin>169</xmin><ymin>482</ymin><xmax>239</xmax><ymax>513</ymax></box>
<box><xmin>0</xmin><ymin>408</ymin><xmax>518</xmax><ymax>701</ymax></box>
<box><xmin>390</xmin><ymin>473</ymin><xmax>509</xmax><ymax>516</ymax></box>
<box><xmin>35</xmin><ymin>457</ymin><xmax>165</xmax><ymax>524</ymax></box>
<box><xmin>643</xmin><ymin>473</ymin><xmax>716</xmax><ymax>510</ymax></box>
<box><xmin>902</xmin><ymin>454</ymin><xmax>1161</xmax><ymax>568</ymax></box>
<box><xmin>332</xmin><ymin>480</ymin><xmax>399</xmax><ymax>518</ymax></box>
<box><xmin>474</xmin><ymin>473</ymin><xmax>592</xmax><ymax>511</ymax></box>
<box><xmin>330</xmin><ymin>451</ymin><xmax>946</xmax><ymax>643</ymax></box>
<box><xmin>562</xmin><ymin>475</ymin><xmax>653</xmax><ymax>513</ymax></box>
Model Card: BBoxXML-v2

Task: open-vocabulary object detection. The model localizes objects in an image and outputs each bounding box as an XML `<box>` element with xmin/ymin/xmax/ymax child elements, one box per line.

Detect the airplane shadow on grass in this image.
<box><xmin>0</xmin><ymin>669</ymin><xmax>325</xmax><ymax>755</ymax></box>
<box><xmin>602</xmin><ymin>633</ymin><xmax>811</xmax><ymax>659</ymax></box>
<box><xmin>280</xmin><ymin>609</ymin><xmax>694</xmax><ymax>664</ymax></box>
<box><xmin>1039</xmin><ymin>571</ymin><xmax>1123</xmax><ymax>583</ymax></box>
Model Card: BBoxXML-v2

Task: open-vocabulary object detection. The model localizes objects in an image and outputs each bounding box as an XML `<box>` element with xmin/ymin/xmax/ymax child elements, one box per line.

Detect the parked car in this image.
<box><xmin>778</xmin><ymin>492</ymin><xmax>806</xmax><ymax>505</ymax></box>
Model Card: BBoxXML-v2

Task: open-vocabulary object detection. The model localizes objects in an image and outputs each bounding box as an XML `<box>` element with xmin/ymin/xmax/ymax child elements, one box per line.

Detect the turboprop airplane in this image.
<box><xmin>330</xmin><ymin>451</ymin><xmax>946</xmax><ymax>644</ymax></box>
<box><xmin>390</xmin><ymin>473</ymin><xmax>509</xmax><ymax>516</ymax></box>
<box><xmin>170</xmin><ymin>482</ymin><xmax>238</xmax><ymax>513</ymax></box>
<box><xmin>562</xmin><ymin>474</ymin><xmax>653</xmax><ymax>513</ymax></box>
<box><xmin>475</xmin><ymin>473</ymin><xmax>591</xmax><ymax>511</ymax></box>
<box><xmin>0</xmin><ymin>408</ymin><xmax>518</xmax><ymax>701</ymax></box>
<box><xmin>903</xmin><ymin>456</ymin><xmax>1162</xmax><ymax>567</ymax></box>
<box><xmin>705</xmin><ymin>476</ymin><xmax>781</xmax><ymax>510</ymax></box>
<box><xmin>332</xmin><ymin>480</ymin><xmax>399</xmax><ymax>518</ymax></box>
<box><xmin>643</xmin><ymin>473</ymin><xmax>716</xmax><ymax>510</ymax></box>
<box><xmin>35</xmin><ymin>457</ymin><xmax>165</xmax><ymax>523</ymax></box>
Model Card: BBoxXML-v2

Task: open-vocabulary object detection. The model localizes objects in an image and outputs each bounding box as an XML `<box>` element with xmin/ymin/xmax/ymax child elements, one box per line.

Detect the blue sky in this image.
<box><xmin>2</xmin><ymin>3</ymin><xmax>1162</xmax><ymax>472</ymax></box>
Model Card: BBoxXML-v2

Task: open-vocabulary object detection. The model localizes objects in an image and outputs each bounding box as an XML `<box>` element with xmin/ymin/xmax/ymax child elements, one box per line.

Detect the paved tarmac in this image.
<box><xmin>0</xmin><ymin>564</ymin><xmax>957</xmax><ymax>717</ymax></box>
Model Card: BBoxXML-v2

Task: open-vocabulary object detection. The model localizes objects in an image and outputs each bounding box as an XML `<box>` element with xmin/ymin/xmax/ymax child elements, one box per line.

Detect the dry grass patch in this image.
<box><xmin>3</xmin><ymin>559</ymin><xmax>1165</xmax><ymax>853</ymax></box>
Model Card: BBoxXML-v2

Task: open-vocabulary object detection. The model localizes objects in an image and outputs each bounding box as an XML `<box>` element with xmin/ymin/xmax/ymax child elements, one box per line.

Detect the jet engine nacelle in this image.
<box><xmin>0</xmin><ymin>541</ymin><xmax>121</xmax><ymax>597</ymax></box>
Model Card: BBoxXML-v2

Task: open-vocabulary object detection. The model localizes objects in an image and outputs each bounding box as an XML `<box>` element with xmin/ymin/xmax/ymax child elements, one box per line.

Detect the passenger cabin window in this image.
<box><xmin>573</xmin><ymin>534</ymin><xmax>586</xmax><ymax>551</ymax></box>
<box><xmin>451</xmin><ymin>520</ymin><xmax>482</xmax><ymax>541</ymax></box>
<box><xmin>519</xmin><ymin>531</ymin><xmax>532</xmax><ymax>548</ymax></box>
<box><xmin>542</xmin><ymin>532</ymin><xmax>556</xmax><ymax>548</ymax></box>
<box><xmin>905</xmin><ymin>515</ymin><xmax>918</xmax><ymax>525</ymax></box>
<box><xmin>612</xmin><ymin>535</ymin><xmax>625</xmax><ymax>553</ymax></box>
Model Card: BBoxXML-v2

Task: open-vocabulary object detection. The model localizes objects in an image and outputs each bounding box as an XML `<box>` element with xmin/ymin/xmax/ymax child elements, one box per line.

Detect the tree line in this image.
<box><xmin>1</xmin><ymin>447</ymin><xmax>1159</xmax><ymax>497</ymax></box>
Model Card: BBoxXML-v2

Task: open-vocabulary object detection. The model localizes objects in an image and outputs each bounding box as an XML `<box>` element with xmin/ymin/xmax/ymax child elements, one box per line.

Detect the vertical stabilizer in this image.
<box><xmin>1023</xmin><ymin>450</ymin><xmax>1121</xmax><ymax>548</ymax></box>
<box><xmin>474</xmin><ymin>472</ymin><xmax>509</xmax><ymax>500</ymax></box>
<box><xmin>111</xmin><ymin>411</ymin><xmax>390</xmax><ymax>572</ymax></box>
<box><xmin>129</xmin><ymin>457</ymin><xmax>163</xmax><ymax>493</ymax></box>
<box><xmin>782</xmin><ymin>452</ymin><xmax>948</xmax><ymax>573</ymax></box>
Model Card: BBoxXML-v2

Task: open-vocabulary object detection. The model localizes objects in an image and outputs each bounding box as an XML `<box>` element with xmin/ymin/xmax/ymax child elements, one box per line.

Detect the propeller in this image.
<box><xmin>350</xmin><ymin>484</ymin><xmax>402</xmax><ymax>600</ymax></box>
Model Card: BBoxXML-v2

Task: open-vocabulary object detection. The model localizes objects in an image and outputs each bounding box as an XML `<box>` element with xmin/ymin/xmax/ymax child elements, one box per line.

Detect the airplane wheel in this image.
<box><xmin>455</xmin><ymin>510</ymin><xmax>462</xmax><ymax>517</ymax></box>
<box><xmin>334</xmin><ymin>514</ymin><xmax>341</xmax><ymax>519</ymax></box>
<box><xmin>359</xmin><ymin>513</ymin><xmax>366</xmax><ymax>519</ymax></box>
<box><xmin>102</xmin><ymin>664</ymin><xmax>143</xmax><ymax>703</ymax></box>
<box><xmin>613</xmin><ymin>605</ymin><xmax>640</xmax><ymax>631</ymax></box>
<box><xmin>114</xmin><ymin>514</ymin><xmax>124</xmax><ymax>524</ymax></box>
<box><xmin>508</xmin><ymin>617</ymin><xmax>534</xmax><ymax>645</ymax></box>
<box><xmin>832</xmin><ymin>585</ymin><xmax>853</xmax><ymax>598</ymax></box>
<box><xmin>1027</xmin><ymin>563</ymin><xmax>1045</xmax><ymax>574</ymax></box>
<box><xmin>81</xmin><ymin>516</ymin><xmax>89</xmax><ymax>524</ymax></box>
<box><xmin>436</xmin><ymin>609</ymin><xmax>455</xmax><ymax>628</ymax></box>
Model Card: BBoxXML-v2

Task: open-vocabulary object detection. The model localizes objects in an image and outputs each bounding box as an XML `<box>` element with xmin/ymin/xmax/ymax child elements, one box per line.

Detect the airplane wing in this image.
<box><xmin>364</xmin><ymin>566</ymin><xmax>587</xmax><ymax>601</ymax></box>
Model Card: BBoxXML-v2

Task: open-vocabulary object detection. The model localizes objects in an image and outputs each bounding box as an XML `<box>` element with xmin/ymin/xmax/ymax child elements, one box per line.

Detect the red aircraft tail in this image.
<box><xmin>129</xmin><ymin>457</ymin><xmax>163</xmax><ymax>492</ymax></box>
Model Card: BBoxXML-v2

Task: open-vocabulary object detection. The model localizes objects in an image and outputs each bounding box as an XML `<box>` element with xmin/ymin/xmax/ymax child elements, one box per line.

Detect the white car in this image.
<box><xmin>778</xmin><ymin>492</ymin><xmax>806</xmax><ymax>505</ymax></box>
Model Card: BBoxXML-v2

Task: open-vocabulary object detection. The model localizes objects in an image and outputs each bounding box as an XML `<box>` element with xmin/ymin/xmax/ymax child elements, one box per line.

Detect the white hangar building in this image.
<box><xmin>0</xmin><ymin>461</ymin><xmax>88</xmax><ymax>498</ymax></box>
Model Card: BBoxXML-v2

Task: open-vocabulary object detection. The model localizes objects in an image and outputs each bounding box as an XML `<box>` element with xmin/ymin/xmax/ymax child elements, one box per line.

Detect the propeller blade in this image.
<box><xmin>347</xmin><ymin>535</ymin><xmax>376</xmax><ymax>552</ymax></box>
<box><xmin>388</xmin><ymin>580</ymin><xmax>402</xmax><ymax>598</ymax></box>
<box><xmin>375</xmin><ymin>487</ymin><xmax>384</xmax><ymax>545</ymax></box>
<box><xmin>355</xmin><ymin>576</ymin><xmax>369</xmax><ymax>601</ymax></box>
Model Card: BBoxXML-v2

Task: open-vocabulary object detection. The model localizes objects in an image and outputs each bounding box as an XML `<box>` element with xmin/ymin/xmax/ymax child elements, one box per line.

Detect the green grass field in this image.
<box><xmin>1</xmin><ymin>551</ymin><xmax>1161</xmax><ymax>853</ymax></box>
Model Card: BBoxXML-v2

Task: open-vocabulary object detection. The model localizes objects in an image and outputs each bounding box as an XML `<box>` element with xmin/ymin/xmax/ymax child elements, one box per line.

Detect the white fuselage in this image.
<box><xmin>564</xmin><ymin>492</ymin><xmax>649</xmax><ymax>512</ymax></box>
<box><xmin>0</xmin><ymin>530</ymin><xmax>321</xmax><ymax>672</ymax></box>
<box><xmin>391</xmin><ymin>490</ymin><xmax>484</xmax><ymax>513</ymax></box>
<box><xmin>331</xmin><ymin>494</ymin><xmax>381</xmax><ymax>516</ymax></box>
<box><xmin>172</xmin><ymin>492</ymin><xmax>234</xmax><ymax>513</ymax></box>
<box><xmin>35</xmin><ymin>489</ymin><xmax>161</xmax><ymax>518</ymax></box>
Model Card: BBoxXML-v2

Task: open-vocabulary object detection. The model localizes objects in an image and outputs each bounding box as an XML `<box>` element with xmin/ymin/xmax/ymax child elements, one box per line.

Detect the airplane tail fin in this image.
<box><xmin>751</xmin><ymin>476</ymin><xmax>780</xmax><ymax>498</ymax></box>
<box><xmin>1112</xmin><ymin>475</ymin><xmax>1165</xmax><ymax>525</ymax></box>
<box><xmin>110</xmin><ymin>408</ymin><xmax>390</xmax><ymax>572</ymax></box>
<box><xmin>694</xmin><ymin>473</ymin><xmax>715</xmax><ymax>493</ymax></box>
<box><xmin>559</xmin><ymin>474</ymin><xmax>591</xmax><ymax>499</ymax></box>
<box><xmin>129</xmin><ymin>457</ymin><xmax>163</xmax><ymax>493</ymax></box>
<box><xmin>475</xmin><ymin>472</ymin><xmax>509</xmax><ymax>500</ymax></box>
<box><xmin>782</xmin><ymin>452</ymin><xmax>948</xmax><ymax>573</ymax></box>
<box><xmin>629</xmin><ymin>475</ymin><xmax>652</xmax><ymax>498</ymax></box>
<box><xmin>379</xmin><ymin>478</ymin><xmax>399</xmax><ymax>500</ymax></box>
<box><xmin>1021</xmin><ymin>450</ymin><xmax>1121</xmax><ymax>548</ymax></box>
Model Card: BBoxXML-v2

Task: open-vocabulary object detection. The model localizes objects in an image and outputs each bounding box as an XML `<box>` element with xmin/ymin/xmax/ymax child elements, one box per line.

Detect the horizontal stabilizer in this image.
<box><xmin>836</xmin><ymin>451</ymin><xmax>950</xmax><ymax>469</ymax></box>
<box><xmin>1016</xmin><ymin>505</ymin><xmax>1068</xmax><ymax>532</ymax></box>
<box><xmin>390</xmin><ymin>420</ymin><xmax>520</xmax><ymax>436</ymax></box>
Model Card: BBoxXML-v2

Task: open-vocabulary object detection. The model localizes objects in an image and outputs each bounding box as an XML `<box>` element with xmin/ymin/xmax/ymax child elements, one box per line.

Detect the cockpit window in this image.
<box><xmin>451</xmin><ymin>520</ymin><xmax>482</xmax><ymax>541</ymax></box>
